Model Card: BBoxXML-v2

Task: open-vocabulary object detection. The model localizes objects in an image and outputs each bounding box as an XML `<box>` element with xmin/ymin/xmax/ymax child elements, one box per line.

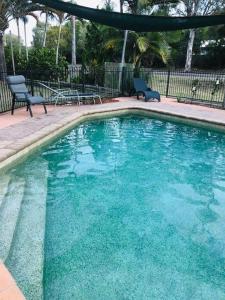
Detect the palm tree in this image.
<box><xmin>55</xmin><ymin>11</ymin><xmax>69</xmax><ymax>64</ymax></box>
<box><xmin>0</xmin><ymin>0</ymin><xmax>40</xmax><ymax>75</ymax></box>
<box><xmin>133</xmin><ymin>32</ymin><xmax>171</xmax><ymax>68</ymax></box>
<box><xmin>118</xmin><ymin>0</ymin><xmax>176</xmax><ymax>90</ymax></box>
<box><xmin>118</xmin><ymin>1</ymin><xmax>128</xmax><ymax>90</ymax></box>
<box><xmin>40</xmin><ymin>7</ymin><xmax>56</xmax><ymax>47</ymax></box>
<box><xmin>42</xmin><ymin>8</ymin><xmax>49</xmax><ymax>47</ymax></box>
<box><xmin>21</xmin><ymin>16</ymin><xmax>28</xmax><ymax>60</ymax></box>
<box><xmin>46</xmin><ymin>9</ymin><xmax>69</xmax><ymax>64</ymax></box>
<box><xmin>12</xmin><ymin>1</ymin><xmax>39</xmax><ymax>56</ymax></box>
<box><xmin>20</xmin><ymin>11</ymin><xmax>38</xmax><ymax>61</ymax></box>
<box><xmin>105</xmin><ymin>30</ymin><xmax>171</xmax><ymax>68</ymax></box>
<box><xmin>71</xmin><ymin>15</ymin><xmax>76</xmax><ymax>66</ymax></box>
<box><xmin>15</xmin><ymin>17</ymin><xmax>22</xmax><ymax>56</ymax></box>
<box><xmin>0</xmin><ymin>0</ymin><xmax>18</xmax><ymax>75</ymax></box>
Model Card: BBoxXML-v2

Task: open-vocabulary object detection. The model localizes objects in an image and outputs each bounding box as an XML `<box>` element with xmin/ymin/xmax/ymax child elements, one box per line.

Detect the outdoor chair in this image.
<box><xmin>6</xmin><ymin>75</ymin><xmax>47</xmax><ymax>117</ymax></box>
<box><xmin>133</xmin><ymin>78</ymin><xmax>160</xmax><ymax>102</ymax></box>
<box><xmin>38</xmin><ymin>82</ymin><xmax>102</xmax><ymax>106</ymax></box>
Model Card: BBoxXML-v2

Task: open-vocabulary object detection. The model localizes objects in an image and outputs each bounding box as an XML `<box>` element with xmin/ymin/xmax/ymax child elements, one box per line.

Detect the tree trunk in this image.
<box><xmin>0</xmin><ymin>31</ymin><xmax>7</xmax><ymax>78</ymax></box>
<box><xmin>24</xmin><ymin>22</ymin><xmax>28</xmax><ymax>61</ymax></box>
<box><xmin>56</xmin><ymin>23</ymin><xmax>62</xmax><ymax>65</ymax></box>
<box><xmin>10</xmin><ymin>31</ymin><xmax>16</xmax><ymax>75</ymax></box>
<box><xmin>16</xmin><ymin>18</ymin><xmax>22</xmax><ymax>56</ymax></box>
<box><xmin>43</xmin><ymin>12</ymin><xmax>48</xmax><ymax>47</ymax></box>
<box><xmin>120</xmin><ymin>1</ymin><xmax>123</xmax><ymax>13</ymax></box>
<box><xmin>118</xmin><ymin>1</ymin><xmax>128</xmax><ymax>92</ymax></box>
<box><xmin>118</xmin><ymin>30</ymin><xmax>128</xmax><ymax>91</ymax></box>
<box><xmin>71</xmin><ymin>16</ymin><xmax>76</xmax><ymax>66</ymax></box>
<box><xmin>185</xmin><ymin>28</ymin><xmax>195</xmax><ymax>72</ymax></box>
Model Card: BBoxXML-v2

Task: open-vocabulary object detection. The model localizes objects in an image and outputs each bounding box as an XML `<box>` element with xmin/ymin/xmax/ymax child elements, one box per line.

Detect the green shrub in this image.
<box><xmin>26</xmin><ymin>48</ymin><xmax>68</xmax><ymax>80</ymax></box>
<box><xmin>5</xmin><ymin>47</ymin><xmax>68</xmax><ymax>80</ymax></box>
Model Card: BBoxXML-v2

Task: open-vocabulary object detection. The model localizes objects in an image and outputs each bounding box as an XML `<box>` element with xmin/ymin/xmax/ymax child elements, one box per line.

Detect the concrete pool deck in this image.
<box><xmin>1</xmin><ymin>96</ymin><xmax>225</xmax><ymax>299</ymax></box>
<box><xmin>0</xmin><ymin>260</ymin><xmax>25</xmax><ymax>300</ymax></box>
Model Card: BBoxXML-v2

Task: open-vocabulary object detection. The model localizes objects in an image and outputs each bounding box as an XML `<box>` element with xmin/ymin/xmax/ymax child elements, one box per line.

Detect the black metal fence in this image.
<box><xmin>138</xmin><ymin>68</ymin><xmax>225</xmax><ymax>108</ymax></box>
<box><xmin>0</xmin><ymin>68</ymin><xmax>121</xmax><ymax>113</ymax></box>
<box><xmin>1</xmin><ymin>67</ymin><xmax>225</xmax><ymax>113</ymax></box>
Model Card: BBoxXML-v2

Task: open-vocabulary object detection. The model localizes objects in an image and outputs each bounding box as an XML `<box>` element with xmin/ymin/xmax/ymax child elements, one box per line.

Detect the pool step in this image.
<box><xmin>0</xmin><ymin>177</ymin><xmax>25</xmax><ymax>262</ymax></box>
<box><xmin>6</xmin><ymin>159</ymin><xmax>48</xmax><ymax>300</ymax></box>
<box><xmin>0</xmin><ymin>175</ymin><xmax>11</xmax><ymax>207</ymax></box>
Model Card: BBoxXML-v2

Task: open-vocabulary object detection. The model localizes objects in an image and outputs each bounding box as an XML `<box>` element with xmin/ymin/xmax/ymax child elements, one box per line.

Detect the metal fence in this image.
<box><xmin>1</xmin><ymin>68</ymin><xmax>225</xmax><ymax>113</ymax></box>
<box><xmin>138</xmin><ymin>68</ymin><xmax>225</xmax><ymax>108</ymax></box>
<box><xmin>0</xmin><ymin>68</ymin><xmax>121</xmax><ymax>113</ymax></box>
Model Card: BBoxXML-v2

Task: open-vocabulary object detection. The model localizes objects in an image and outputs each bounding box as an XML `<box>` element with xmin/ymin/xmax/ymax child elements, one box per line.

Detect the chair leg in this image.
<box><xmin>26</xmin><ymin>104</ymin><xmax>29</xmax><ymax>111</ymax></box>
<box><xmin>43</xmin><ymin>103</ymin><xmax>47</xmax><ymax>114</ymax></box>
<box><xmin>27</xmin><ymin>104</ymin><xmax>33</xmax><ymax>117</ymax></box>
<box><xmin>11</xmin><ymin>98</ymin><xmax>15</xmax><ymax>115</ymax></box>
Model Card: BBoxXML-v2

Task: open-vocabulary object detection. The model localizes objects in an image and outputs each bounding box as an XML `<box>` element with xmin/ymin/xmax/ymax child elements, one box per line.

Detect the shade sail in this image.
<box><xmin>33</xmin><ymin>0</ymin><xmax>225</xmax><ymax>32</ymax></box>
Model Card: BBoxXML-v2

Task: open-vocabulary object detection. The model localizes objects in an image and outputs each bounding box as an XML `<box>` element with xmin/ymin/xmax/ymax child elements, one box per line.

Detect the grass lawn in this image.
<box><xmin>149</xmin><ymin>72</ymin><xmax>225</xmax><ymax>104</ymax></box>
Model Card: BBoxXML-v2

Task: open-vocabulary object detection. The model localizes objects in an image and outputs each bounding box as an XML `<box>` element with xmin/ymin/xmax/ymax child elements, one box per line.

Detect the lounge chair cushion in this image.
<box><xmin>7</xmin><ymin>75</ymin><xmax>26</xmax><ymax>85</ymax></box>
<box><xmin>27</xmin><ymin>95</ymin><xmax>46</xmax><ymax>104</ymax></box>
<box><xmin>144</xmin><ymin>90</ymin><xmax>161</xmax><ymax>101</ymax></box>
<box><xmin>6</xmin><ymin>75</ymin><xmax>47</xmax><ymax>117</ymax></box>
<box><xmin>133</xmin><ymin>78</ymin><xmax>161</xmax><ymax>102</ymax></box>
<box><xmin>7</xmin><ymin>75</ymin><xmax>46</xmax><ymax>104</ymax></box>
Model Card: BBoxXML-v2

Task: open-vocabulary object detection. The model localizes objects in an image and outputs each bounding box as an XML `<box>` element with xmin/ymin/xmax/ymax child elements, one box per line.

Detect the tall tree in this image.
<box><xmin>71</xmin><ymin>16</ymin><xmax>77</xmax><ymax>66</ymax></box>
<box><xmin>176</xmin><ymin>0</ymin><xmax>225</xmax><ymax>71</ymax></box>
<box><xmin>0</xmin><ymin>0</ymin><xmax>40</xmax><ymax>75</ymax></box>
<box><xmin>12</xmin><ymin>1</ymin><xmax>39</xmax><ymax>56</ymax></box>
<box><xmin>40</xmin><ymin>7</ymin><xmax>55</xmax><ymax>47</ymax></box>
<box><xmin>47</xmin><ymin>9</ymin><xmax>69</xmax><ymax>64</ymax></box>
<box><xmin>41</xmin><ymin>8</ymin><xmax>49</xmax><ymax>47</ymax></box>
<box><xmin>0</xmin><ymin>0</ymin><xmax>17</xmax><ymax>75</ymax></box>
<box><xmin>117</xmin><ymin>0</ymin><xmax>128</xmax><ymax>91</ymax></box>
<box><xmin>15</xmin><ymin>17</ymin><xmax>22</xmax><ymax>56</ymax></box>
<box><xmin>70</xmin><ymin>0</ymin><xmax>77</xmax><ymax>66</ymax></box>
<box><xmin>21</xmin><ymin>16</ymin><xmax>28</xmax><ymax>60</ymax></box>
<box><xmin>119</xmin><ymin>0</ymin><xmax>178</xmax><ymax>67</ymax></box>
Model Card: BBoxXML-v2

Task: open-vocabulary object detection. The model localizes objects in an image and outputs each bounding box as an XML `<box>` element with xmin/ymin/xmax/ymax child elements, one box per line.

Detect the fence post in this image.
<box><xmin>166</xmin><ymin>69</ymin><xmax>170</xmax><ymax>97</ymax></box>
<box><xmin>81</xmin><ymin>66</ymin><xmax>85</xmax><ymax>93</ymax></box>
<box><xmin>223</xmin><ymin>85</ymin><xmax>225</xmax><ymax>109</ymax></box>
<box><xmin>29</xmin><ymin>69</ymin><xmax>34</xmax><ymax>96</ymax></box>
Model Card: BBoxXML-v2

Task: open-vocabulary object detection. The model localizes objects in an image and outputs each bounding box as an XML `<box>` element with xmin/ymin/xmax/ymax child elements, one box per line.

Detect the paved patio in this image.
<box><xmin>1</xmin><ymin>96</ymin><xmax>225</xmax><ymax>172</ymax></box>
<box><xmin>0</xmin><ymin>260</ymin><xmax>25</xmax><ymax>300</ymax></box>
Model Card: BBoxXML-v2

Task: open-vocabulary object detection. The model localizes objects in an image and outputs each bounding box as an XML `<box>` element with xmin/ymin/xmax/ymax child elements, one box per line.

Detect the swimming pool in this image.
<box><xmin>1</xmin><ymin>114</ymin><xmax>225</xmax><ymax>299</ymax></box>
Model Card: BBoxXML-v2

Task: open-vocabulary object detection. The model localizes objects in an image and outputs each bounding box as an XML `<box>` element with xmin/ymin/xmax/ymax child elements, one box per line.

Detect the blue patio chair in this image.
<box><xmin>133</xmin><ymin>78</ymin><xmax>160</xmax><ymax>102</ymax></box>
<box><xmin>6</xmin><ymin>75</ymin><xmax>47</xmax><ymax>117</ymax></box>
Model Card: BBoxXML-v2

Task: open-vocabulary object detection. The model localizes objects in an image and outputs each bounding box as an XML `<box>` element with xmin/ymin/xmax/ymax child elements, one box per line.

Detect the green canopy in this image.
<box><xmin>33</xmin><ymin>0</ymin><xmax>225</xmax><ymax>32</ymax></box>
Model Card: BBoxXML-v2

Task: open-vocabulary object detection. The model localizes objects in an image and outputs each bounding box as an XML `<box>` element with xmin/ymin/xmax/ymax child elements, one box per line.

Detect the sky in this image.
<box><xmin>6</xmin><ymin>0</ymin><xmax>119</xmax><ymax>46</ymax></box>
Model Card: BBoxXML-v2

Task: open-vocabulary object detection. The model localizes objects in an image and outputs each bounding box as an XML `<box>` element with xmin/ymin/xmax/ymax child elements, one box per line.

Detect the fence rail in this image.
<box><xmin>146</xmin><ymin>69</ymin><xmax>225</xmax><ymax>108</ymax></box>
<box><xmin>1</xmin><ymin>68</ymin><xmax>225</xmax><ymax>113</ymax></box>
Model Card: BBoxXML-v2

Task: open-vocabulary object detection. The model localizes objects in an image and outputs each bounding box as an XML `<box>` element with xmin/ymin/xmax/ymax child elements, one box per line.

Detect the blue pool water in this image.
<box><xmin>4</xmin><ymin>115</ymin><xmax>225</xmax><ymax>299</ymax></box>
